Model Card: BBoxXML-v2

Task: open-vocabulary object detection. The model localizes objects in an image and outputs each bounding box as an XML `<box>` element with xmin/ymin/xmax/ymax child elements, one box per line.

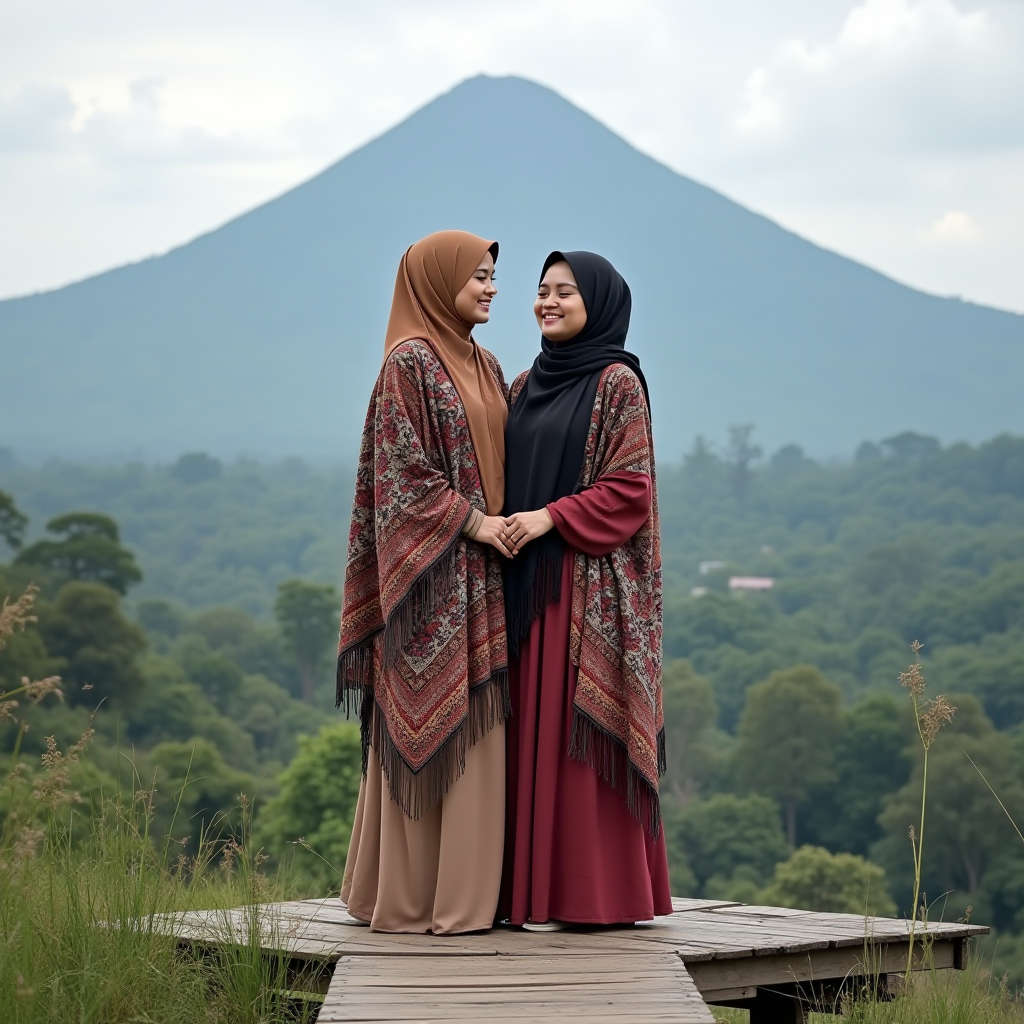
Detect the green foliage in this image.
<box><xmin>735</xmin><ymin>665</ymin><xmax>843</xmax><ymax>845</ymax></box>
<box><xmin>801</xmin><ymin>694</ymin><xmax>912</xmax><ymax>855</ymax></box>
<box><xmin>855</xmin><ymin>538</ymin><xmax>936</xmax><ymax>595</ymax></box>
<box><xmin>274</xmin><ymin>578</ymin><xmax>339</xmax><ymax>704</ymax></box>
<box><xmin>127</xmin><ymin>655</ymin><xmax>258</xmax><ymax>772</ymax></box>
<box><xmin>149</xmin><ymin>738</ymin><xmax>260</xmax><ymax>853</ymax></box>
<box><xmin>17</xmin><ymin>512</ymin><xmax>142</xmax><ymax>594</ymax></box>
<box><xmin>172</xmin><ymin>451</ymin><xmax>223</xmax><ymax>483</ymax></box>
<box><xmin>40</xmin><ymin>581</ymin><xmax>147</xmax><ymax>708</ymax></box>
<box><xmin>661</xmin><ymin>659</ymin><xmax>719</xmax><ymax>803</ymax></box>
<box><xmin>255</xmin><ymin>723</ymin><xmax>363</xmax><ymax>893</ymax></box>
<box><xmin>659</xmin><ymin>432</ymin><xmax>1024</xmax><ymax>732</ymax></box>
<box><xmin>760</xmin><ymin>844</ymin><xmax>896</xmax><ymax>916</ymax></box>
<box><xmin>1</xmin><ymin>525</ymin><xmax>333</xmax><ymax>859</ymax></box>
<box><xmin>4</xmin><ymin>437</ymin><xmax>1024</xmax><ymax>976</ymax></box>
<box><xmin>667</xmin><ymin>792</ymin><xmax>789</xmax><ymax>898</ymax></box>
<box><xmin>1</xmin><ymin>458</ymin><xmax>350</xmax><ymax>616</ymax></box>
<box><xmin>0</xmin><ymin>487</ymin><xmax>27</xmax><ymax>551</ymax></box>
<box><xmin>135</xmin><ymin>597</ymin><xmax>189</xmax><ymax>638</ymax></box>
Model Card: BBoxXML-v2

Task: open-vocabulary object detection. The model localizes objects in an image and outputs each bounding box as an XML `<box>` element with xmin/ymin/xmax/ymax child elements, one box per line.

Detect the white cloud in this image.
<box><xmin>923</xmin><ymin>210</ymin><xmax>980</xmax><ymax>241</ymax></box>
<box><xmin>733</xmin><ymin>0</ymin><xmax>1023</xmax><ymax>155</ymax></box>
<box><xmin>0</xmin><ymin>0</ymin><xmax>1021</xmax><ymax>310</ymax></box>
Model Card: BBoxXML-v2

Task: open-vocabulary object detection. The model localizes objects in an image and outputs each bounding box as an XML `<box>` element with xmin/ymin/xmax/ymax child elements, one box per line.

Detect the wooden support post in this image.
<box><xmin>748</xmin><ymin>986</ymin><xmax>807</xmax><ymax>1024</ymax></box>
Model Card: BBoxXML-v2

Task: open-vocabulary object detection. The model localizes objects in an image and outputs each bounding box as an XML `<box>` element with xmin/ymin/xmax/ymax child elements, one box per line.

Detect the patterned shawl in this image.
<box><xmin>510</xmin><ymin>362</ymin><xmax>665</xmax><ymax>836</ymax></box>
<box><xmin>337</xmin><ymin>339</ymin><xmax>509</xmax><ymax>819</ymax></box>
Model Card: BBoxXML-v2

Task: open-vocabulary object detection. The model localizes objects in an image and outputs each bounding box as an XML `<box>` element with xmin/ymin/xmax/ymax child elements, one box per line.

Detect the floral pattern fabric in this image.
<box><xmin>509</xmin><ymin>362</ymin><xmax>665</xmax><ymax>834</ymax></box>
<box><xmin>338</xmin><ymin>339</ymin><xmax>509</xmax><ymax>819</ymax></box>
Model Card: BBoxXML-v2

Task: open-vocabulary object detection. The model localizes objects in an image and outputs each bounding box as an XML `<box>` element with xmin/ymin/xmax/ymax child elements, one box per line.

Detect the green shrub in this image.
<box><xmin>760</xmin><ymin>844</ymin><xmax>896</xmax><ymax>916</ymax></box>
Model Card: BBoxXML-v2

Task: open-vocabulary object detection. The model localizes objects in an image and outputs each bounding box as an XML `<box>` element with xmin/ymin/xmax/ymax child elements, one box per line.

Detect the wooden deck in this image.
<box><xmin>163</xmin><ymin>897</ymin><xmax>987</xmax><ymax>1023</ymax></box>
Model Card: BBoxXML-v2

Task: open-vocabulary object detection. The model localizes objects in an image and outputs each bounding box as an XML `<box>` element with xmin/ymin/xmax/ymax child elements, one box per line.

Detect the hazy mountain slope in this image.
<box><xmin>1</xmin><ymin>74</ymin><xmax>1021</xmax><ymax>462</ymax></box>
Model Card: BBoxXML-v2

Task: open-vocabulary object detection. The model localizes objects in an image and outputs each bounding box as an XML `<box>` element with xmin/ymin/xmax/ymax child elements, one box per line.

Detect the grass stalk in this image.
<box><xmin>899</xmin><ymin>642</ymin><xmax>955</xmax><ymax>986</ymax></box>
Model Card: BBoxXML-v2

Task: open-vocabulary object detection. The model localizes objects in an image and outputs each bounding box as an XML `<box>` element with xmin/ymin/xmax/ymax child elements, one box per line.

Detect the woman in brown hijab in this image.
<box><xmin>337</xmin><ymin>230</ymin><xmax>512</xmax><ymax>933</ymax></box>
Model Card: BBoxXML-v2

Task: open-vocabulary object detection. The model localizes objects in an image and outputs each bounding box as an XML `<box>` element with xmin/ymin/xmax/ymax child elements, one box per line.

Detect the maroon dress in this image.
<box><xmin>500</xmin><ymin>470</ymin><xmax>673</xmax><ymax>926</ymax></box>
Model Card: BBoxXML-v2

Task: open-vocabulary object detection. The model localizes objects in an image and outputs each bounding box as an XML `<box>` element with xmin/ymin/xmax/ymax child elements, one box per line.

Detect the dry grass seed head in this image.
<box><xmin>220</xmin><ymin>837</ymin><xmax>241</xmax><ymax>873</ymax></box>
<box><xmin>0</xmin><ymin>585</ymin><xmax>39</xmax><ymax>648</ymax></box>
<box><xmin>23</xmin><ymin>675</ymin><xmax>63</xmax><ymax>704</ymax></box>
<box><xmin>32</xmin><ymin>728</ymin><xmax>94</xmax><ymax>809</ymax></box>
<box><xmin>899</xmin><ymin>656</ymin><xmax>927</xmax><ymax>699</ymax></box>
<box><xmin>12</xmin><ymin>827</ymin><xmax>44</xmax><ymax>861</ymax></box>
<box><xmin>921</xmin><ymin>695</ymin><xmax>956</xmax><ymax>746</ymax></box>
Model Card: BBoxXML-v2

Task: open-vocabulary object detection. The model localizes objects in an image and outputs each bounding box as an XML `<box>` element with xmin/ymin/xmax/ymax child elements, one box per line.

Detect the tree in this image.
<box><xmin>881</xmin><ymin>431</ymin><xmax>941</xmax><ymax>463</ymax></box>
<box><xmin>735</xmin><ymin>666</ymin><xmax>843</xmax><ymax>845</ymax></box>
<box><xmin>16</xmin><ymin>512</ymin><xmax>142</xmax><ymax>594</ymax></box>
<box><xmin>760</xmin><ymin>846</ymin><xmax>896</xmax><ymax>916</ymax></box>
<box><xmin>769</xmin><ymin>444</ymin><xmax>812</xmax><ymax>475</ymax></box>
<box><xmin>171</xmin><ymin>452</ymin><xmax>222</xmax><ymax>483</ymax></box>
<box><xmin>726</xmin><ymin>424</ymin><xmax>762</xmax><ymax>502</ymax></box>
<box><xmin>683</xmin><ymin>435</ymin><xmax>721</xmax><ymax>479</ymax></box>
<box><xmin>255</xmin><ymin>723</ymin><xmax>363</xmax><ymax>892</ymax></box>
<box><xmin>128</xmin><ymin>655</ymin><xmax>256</xmax><ymax>771</ymax></box>
<box><xmin>40</xmin><ymin>581</ymin><xmax>146</xmax><ymax>707</ymax></box>
<box><xmin>149</xmin><ymin>737</ymin><xmax>258</xmax><ymax>853</ymax></box>
<box><xmin>274</xmin><ymin>579</ymin><xmax>339</xmax><ymax>704</ymax></box>
<box><xmin>670</xmin><ymin>792</ymin><xmax>789</xmax><ymax>896</ymax></box>
<box><xmin>661</xmin><ymin>659</ymin><xmax>718</xmax><ymax>804</ymax></box>
<box><xmin>0</xmin><ymin>488</ymin><xmax>28</xmax><ymax>551</ymax></box>
<box><xmin>800</xmin><ymin>694</ymin><xmax>911</xmax><ymax>855</ymax></box>
<box><xmin>182</xmin><ymin>647</ymin><xmax>244</xmax><ymax>713</ymax></box>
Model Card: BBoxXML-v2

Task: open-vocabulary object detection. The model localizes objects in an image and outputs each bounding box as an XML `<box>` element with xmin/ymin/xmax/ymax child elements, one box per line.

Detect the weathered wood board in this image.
<box><xmin>318</xmin><ymin>953</ymin><xmax>714</xmax><ymax>1023</ymax></box>
<box><xmin>157</xmin><ymin>896</ymin><xmax>988</xmax><ymax>1023</ymax></box>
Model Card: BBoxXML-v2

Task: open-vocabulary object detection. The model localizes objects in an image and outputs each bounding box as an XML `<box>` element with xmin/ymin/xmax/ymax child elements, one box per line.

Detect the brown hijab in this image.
<box><xmin>384</xmin><ymin>230</ymin><xmax>507</xmax><ymax>515</ymax></box>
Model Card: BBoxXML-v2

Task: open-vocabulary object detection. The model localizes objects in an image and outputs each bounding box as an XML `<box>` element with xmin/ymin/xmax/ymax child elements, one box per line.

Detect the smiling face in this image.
<box><xmin>534</xmin><ymin>260</ymin><xmax>587</xmax><ymax>342</ymax></box>
<box><xmin>453</xmin><ymin>251</ymin><xmax>497</xmax><ymax>325</ymax></box>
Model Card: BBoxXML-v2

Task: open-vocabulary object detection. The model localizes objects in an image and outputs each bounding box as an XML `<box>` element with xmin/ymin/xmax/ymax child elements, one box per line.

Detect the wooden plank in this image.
<box><xmin>318</xmin><ymin>953</ymin><xmax>714</xmax><ymax>1022</ymax></box>
<box><xmin>670</xmin><ymin>898</ymin><xmax>742</xmax><ymax>914</ymax></box>
<box><xmin>152</xmin><ymin>900</ymin><xmax>987</xmax><ymax>971</ymax></box>
<box><xmin>686</xmin><ymin>936</ymin><xmax>959</xmax><ymax>998</ymax></box>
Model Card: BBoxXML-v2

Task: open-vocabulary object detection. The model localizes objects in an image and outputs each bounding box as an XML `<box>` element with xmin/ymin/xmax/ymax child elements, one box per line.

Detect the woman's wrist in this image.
<box><xmin>463</xmin><ymin>507</ymin><xmax>484</xmax><ymax>539</ymax></box>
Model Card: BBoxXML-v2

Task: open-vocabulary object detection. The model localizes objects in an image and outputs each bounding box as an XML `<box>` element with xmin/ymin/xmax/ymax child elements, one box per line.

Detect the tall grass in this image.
<box><xmin>0</xmin><ymin>586</ymin><xmax>319</xmax><ymax>1023</ymax></box>
<box><xmin>899</xmin><ymin>641</ymin><xmax>956</xmax><ymax>981</ymax></box>
<box><xmin>0</xmin><ymin>738</ymin><xmax>321</xmax><ymax>1022</ymax></box>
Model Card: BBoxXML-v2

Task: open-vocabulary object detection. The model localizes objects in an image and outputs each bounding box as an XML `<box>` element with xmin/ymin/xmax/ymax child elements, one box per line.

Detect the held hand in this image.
<box><xmin>504</xmin><ymin>508</ymin><xmax>554</xmax><ymax>555</ymax></box>
<box><xmin>473</xmin><ymin>514</ymin><xmax>515</xmax><ymax>558</ymax></box>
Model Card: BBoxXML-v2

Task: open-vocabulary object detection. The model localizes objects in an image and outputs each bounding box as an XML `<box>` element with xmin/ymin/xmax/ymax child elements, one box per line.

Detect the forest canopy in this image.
<box><xmin>1</xmin><ymin>431</ymin><xmax>1023</xmax><ymax>982</ymax></box>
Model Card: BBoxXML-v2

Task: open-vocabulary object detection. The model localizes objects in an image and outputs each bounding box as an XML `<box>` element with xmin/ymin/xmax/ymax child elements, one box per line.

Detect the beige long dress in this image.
<box><xmin>341</xmin><ymin>724</ymin><xmax>505</xmax><ymax>933</ymax></box>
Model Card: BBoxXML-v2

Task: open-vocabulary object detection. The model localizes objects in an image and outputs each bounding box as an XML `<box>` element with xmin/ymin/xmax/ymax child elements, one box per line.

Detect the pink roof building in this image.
<box><xmin>729</xmin><ymin>576</ymin><xmax>775</xmax><ymax>591</ymax></box>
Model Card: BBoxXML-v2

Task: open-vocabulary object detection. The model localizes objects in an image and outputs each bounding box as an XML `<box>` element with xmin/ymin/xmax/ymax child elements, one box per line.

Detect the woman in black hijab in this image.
<box><xmin>498</xmin><ymin>251</ymin><xmax>671</xmax><ymax>930</ymax></box>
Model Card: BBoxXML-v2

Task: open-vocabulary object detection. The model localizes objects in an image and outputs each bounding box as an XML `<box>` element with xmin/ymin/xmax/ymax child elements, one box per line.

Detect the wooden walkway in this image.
<box><xmin>163</xmin><ymin>897</ymin><xmax>986</xmax><ymax>1023</ymax></box>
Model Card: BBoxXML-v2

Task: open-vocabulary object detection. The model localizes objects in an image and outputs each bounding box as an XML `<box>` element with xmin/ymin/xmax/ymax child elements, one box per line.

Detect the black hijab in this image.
<box><xmin>503</xmin><ymin>250</ymin><xmax>648</xmax><ymax>653</ymax></box>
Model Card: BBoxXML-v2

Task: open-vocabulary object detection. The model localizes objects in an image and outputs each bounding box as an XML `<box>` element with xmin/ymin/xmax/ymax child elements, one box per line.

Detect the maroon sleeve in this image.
<box><xmin>547</xmin><ymin>470</ymin><xmax>652</xmax><ymax>557</ymax></box>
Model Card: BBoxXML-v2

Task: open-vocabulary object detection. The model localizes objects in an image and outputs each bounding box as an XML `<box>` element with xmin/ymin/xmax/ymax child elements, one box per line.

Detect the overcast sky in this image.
<box><xmin>1</xmin><ymin>0</ymin><xmax>1021</xmax><ymax>311</ymax></box>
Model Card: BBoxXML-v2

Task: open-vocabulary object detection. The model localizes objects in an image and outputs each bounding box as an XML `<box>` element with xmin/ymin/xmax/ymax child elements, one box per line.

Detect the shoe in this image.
<box><xmin>339</xmin><ymin>907</ymin><xmax>370</xmax><ymax>927</ymax></box>
<box><xmin>522</xmin><ymin>920</ymin><xmax>566</xmax><ymax>932</ymax></box>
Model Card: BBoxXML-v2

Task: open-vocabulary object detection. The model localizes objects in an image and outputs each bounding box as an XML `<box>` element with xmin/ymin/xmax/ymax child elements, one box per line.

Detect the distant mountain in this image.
<box><xmin>2</xmin><ymin>74</ymin><xmax>1022</xmax><ymax>463</ymax></box>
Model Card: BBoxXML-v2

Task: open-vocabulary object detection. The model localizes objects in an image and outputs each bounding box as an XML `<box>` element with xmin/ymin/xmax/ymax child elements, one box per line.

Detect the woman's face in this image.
<box><xmin>535</xmin><ymin>261</ymin><xmax>587</xmax><ymax>343</ymax></box>
<box><xmin>454</xmin><ymin>251</ymin><xmax>497</xmax><ymax>325</ymax></box>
